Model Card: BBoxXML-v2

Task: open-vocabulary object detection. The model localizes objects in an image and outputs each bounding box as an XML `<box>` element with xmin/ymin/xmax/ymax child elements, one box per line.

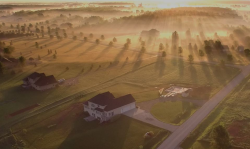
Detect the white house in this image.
<box><xmin>23</xmin><ymin>72</ymin><xmax>58</xmax><ymax>91</ymax></box>
<box><xmin>83</xmin><ymin>92</ymin><xmax>136</xmax><ymax>123</ymax></box>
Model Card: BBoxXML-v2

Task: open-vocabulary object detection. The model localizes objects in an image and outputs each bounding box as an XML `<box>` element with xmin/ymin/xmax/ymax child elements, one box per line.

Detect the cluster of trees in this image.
<box><xmin>0</xmin><ymin>31</ymin><xmax>34</xmax><ymax>39</ymax></box>
<box><xmin>204</xmin><ymin>40</ymin><xmax>224</xmax><ymax>54</ymax></box>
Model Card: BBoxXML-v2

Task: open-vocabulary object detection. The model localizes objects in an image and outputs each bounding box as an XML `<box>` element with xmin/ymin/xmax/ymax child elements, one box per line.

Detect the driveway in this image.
<box><xmin>123</xmin><ymin>108</ymin><xmax>179</xmax><ymax>132</ymax></box>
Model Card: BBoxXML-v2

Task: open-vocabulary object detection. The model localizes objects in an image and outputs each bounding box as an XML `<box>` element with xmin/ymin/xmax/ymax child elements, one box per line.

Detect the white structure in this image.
<box><xmin>165</xmin><ymin>86</ymin><xmax>192</xmax><ymax>98</ymax></box>
<box><xmin>23</xmin><ymin>72</ymin><xmax>58</xmax><ymax>91</ymax></box>
<box><xmin>83</xmin><ymin>92</ymin><xmax>136</xmax><ymax>122</ymax></box>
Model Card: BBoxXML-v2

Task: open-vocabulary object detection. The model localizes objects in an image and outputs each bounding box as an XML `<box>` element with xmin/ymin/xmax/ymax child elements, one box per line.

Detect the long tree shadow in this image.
<box><xmin>58</xmin><ymin>116</ymin><xmax>132</xmax><ymax>149</ymax></box>
<box><xmin>114</xmin><ymin>47</ymin><xmax>127</xmax><ymax>62</ymax></box>
<box><xmin>95</xmin><ymin>46</ymin><xmax>111</xmax><ymax>60</ymax></box>
<box><xmin>178</xmin><ymin>58</ymin><xmax>184</xmax><ymax>77</ymax></box>
<box><xmin>54</xmin><ymin>40</ymin><xmax>73</xmax><ymax>50</ymax></box>
<box><xmin>79</xmin><ymin>44</ymin><xmax>98</xmax><ymax>56</ymax></box>
<box><xmin>189</xmin><ymin>64</ymin><xmax>198</xmax><ymax>84</ymax></box>
<box><xmin>132</xmin><ymin>51</ymin><xmax>145</xmax><ymax>71</ymax></box>
<box><xmin>64</xmin><ymin>42</ymin><xmax>86</xmax><ymax>53</ymax></box>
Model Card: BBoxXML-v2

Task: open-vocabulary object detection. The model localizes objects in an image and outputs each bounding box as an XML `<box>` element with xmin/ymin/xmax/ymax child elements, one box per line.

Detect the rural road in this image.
<box><xmin>157</xmin><ymin>64</ymin><xmax>250</xmax><ymax>149</ymax></box>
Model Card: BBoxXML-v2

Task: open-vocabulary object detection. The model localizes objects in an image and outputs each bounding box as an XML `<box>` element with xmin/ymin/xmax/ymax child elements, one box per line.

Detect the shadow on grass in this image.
<box><xmin>58</xmin><ymin>116</ymin><xmax>132</xmax><ymax>149</ymax></box>
<box><xmin>64</xmin><ymin>42</ymin><xmax>86</xmax><ymax>53</ymax></box>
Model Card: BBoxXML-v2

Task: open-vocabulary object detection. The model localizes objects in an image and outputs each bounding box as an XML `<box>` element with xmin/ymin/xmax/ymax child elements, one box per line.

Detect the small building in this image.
<box><xmin>237</xmin><ymin>46</ymin><xmax>244</xmax><ymax>52</ymax></box>
<box><xmin>165</xmin><ymin>86</ymin><xmax>192</xmax><ymax>98</ymax></box>
<box><xmin>22</xmin><ymin>72</ymin><xmax>58</xmax><ymax>91</ymax></box>
<box><xmin>83</xmin><ymin>92</ymin><xmax>136</xmax><ymax>123</ymax></box>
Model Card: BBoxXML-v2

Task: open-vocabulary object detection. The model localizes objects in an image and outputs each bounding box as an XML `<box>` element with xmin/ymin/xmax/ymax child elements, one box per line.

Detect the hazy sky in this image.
<box><xmin>1</xmin><ymin>0</ymin><xmax>249</xmax><ymax>4</ymax></box>
<box><xmin>0</xmin><ymin>0</ymin><xmax>226</xmax><ymax>2</ymax></box>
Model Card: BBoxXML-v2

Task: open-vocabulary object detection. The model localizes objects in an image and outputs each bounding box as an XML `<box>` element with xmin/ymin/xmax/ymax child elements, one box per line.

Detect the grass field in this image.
<box><xmin>181</xmin><ymin>75</ymin><xmax>250</xmax><ymax>149</ymax></box>
<box><xmin>151</xmin><ymin>101</ymin><xmax>199</xmax><ymax>125</ymax></box>
<box><xmin>0</xmin><ymin>35</ymin><xmax>240</xmax><ymax>129</ymax></box>
<box><xmin>10</xmin><ymin>94</ymin><xmax>170</xmax><ymax>149</ymax></box>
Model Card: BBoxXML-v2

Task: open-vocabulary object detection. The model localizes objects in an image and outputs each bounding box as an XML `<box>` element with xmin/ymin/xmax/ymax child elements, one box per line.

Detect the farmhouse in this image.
<box><xmin>23</xmin><ymin>72</ymin><xmax>58</xmax><ymax>91</ymax></box>
<box><xmin>83</xmin><ymin>92</ymin><xmax>136</xmax><ymax>122</ymax></box>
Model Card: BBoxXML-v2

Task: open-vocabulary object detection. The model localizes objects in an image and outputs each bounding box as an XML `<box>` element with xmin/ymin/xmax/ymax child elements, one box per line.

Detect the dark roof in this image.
<box><xmin>104</xmin><ymin>94</ymin><xmax>135</xmax><ymax>111</ymax></box>
<box><xmin>89</xmin><ymin>92</ymin><xmax>115</xmax><ymax>106</ymax></box>
<box><xmin>95</xmin><ymin>108</ymin><xmax>104</xmax><ymax>112</ymax></box>
<box><xmin>25</xmin><ymin>72</ymin><xmax>45</xmax><ymax>80</ymax></box>
<box><xmin>34</xmin><ymin>75</ymin><xmax>58</xmax><ymax>86</ymax></box>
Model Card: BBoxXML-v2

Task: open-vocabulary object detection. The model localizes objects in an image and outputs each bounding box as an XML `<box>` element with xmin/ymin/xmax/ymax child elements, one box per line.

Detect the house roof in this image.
<box><xmin>25</xmin><ymin>72</ymin><xmax>45</xmax><ymax>80</ymax></box>
<box><xmin>87</xmin><ymin>92</ymin><xmax>136</xmax><ymax>112</ymax></box>
<box><xmin>89</xmin><ymin>92</ymin><xmax>115</xmax><ymax>106</ymax></box>
<box><xmin>104</xmin><ymin>94</ymin><xmax>135</xmax><ymax>111</ymax></box>
<box><xmin>95</xmin><ymin>107</ymin><xmax>104</xmax><ymax>112</ymax></box>
<box><xmin>34</xmin><ymin>75</ymin><xmax>58</xmax><ymax>86</ymax></box>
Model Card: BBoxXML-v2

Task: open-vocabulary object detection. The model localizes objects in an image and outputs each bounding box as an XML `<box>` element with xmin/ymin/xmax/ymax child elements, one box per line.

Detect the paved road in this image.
<box><xmin>157</xmin><ymin>65</ymin><xmax>250</xmax><ymax>149</ymax></box>
<box><xmin>124</xmin><ymin>109</ymin><xmax>179</xmax><ymax>132</ymax></box>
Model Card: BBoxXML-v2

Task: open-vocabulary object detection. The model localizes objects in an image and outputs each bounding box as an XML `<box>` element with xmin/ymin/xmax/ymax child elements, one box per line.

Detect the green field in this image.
<box><xmin>181</xmin><ymin>75</ymin><xmax>250</xmax><ymax>149</ymax></box>
<box><xmin>9</xmin><ymin>94</ymin><xmax>170</xmax><ymax>149</ymax></box>
<box><xmin>0</xmin><ymin>36</ymin><xmax>240</xmax><ymax>129</ymax></box>
<box><xmin>151</xmin><ymin>101</ymin><xmax>199</xmax><ymax>125</ymax></box>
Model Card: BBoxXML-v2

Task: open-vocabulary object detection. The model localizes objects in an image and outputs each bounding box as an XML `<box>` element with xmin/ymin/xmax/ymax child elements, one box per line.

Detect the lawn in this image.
<box><xmin>151</xmin><ymin>101</ymin><xmax>199</xmax><ymax>125</ymax></box>
<box><xmin>0</xmin><ymin>35</ymin><xmax>241</xmax><ymax>137</ymax></box>
<box><xmin>181</xmin><ymin>75</ymin><xmax>250</xmax><ymax>149</ymax></box>
<box><xmin>11</xmin><ymin>98</ymin><xmax>170</xmax><ymax>149</ymax></box>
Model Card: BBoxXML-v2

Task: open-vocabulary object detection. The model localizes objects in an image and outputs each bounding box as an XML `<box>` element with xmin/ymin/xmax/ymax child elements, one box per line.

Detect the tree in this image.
<box><xmin>84</xmin><ymin>37</ymin><xmax>88</xmax><ymax>42</ymax></box>
<box><xmin>73</xmin><ymin>36</ymin><xmax>77</xmax><ymax>40</ymax></box>
<box><xmin>19</xmin><ymin>56</ymin><xmax>26</xmax><ymax>66</ymax></box>
<box><xmin>141</xmin><ymin>46</ymin><xmax>146</xmax><ymax>53</ymax></box>
<box><xmin>0</xmin><ymin>62</ymin><xmax>3</xmax><ymax>74</ymax></box>
<box><xmin>199</xmin><ymin>50</ymin><xmax>205</xmax><ymax>57</ymax></box>
<box><xmin>38</xmin><ymin>55</ymin><xmax>41</xmax><ymax>60</ymax></box>
<box><xmin>35</xmin><ymin>42</ymin><xmax>39</xmax><ymax>48</ymax></box>
<box><xmin>227</xmin><ymin>54</ymin><xmax>233</xmax><ymax>61</ymax></box>
<box><xmin>244</xmin><ymin>49</ymin><xmax>250</xmax><ymax>56</ymax></box>
<box><xmin>66</xmin><ymin>67</ymin><xmax>69</xmax><ymax>71</ymax></box>
<box><xmin>205</xmin><ymin>45</ymin><xmax>212</xmax><ymax>54</ymax></box>
<box><xmin>159</xmin><ymin>43</ymin><xmax>164</xmax><ymax>50</ymax></box>
<box><xmin>178</xmin><ymin>47</ymin><xmax>183</xmax><ymax>55</ymax></box>
<box><xmin>162</xmin><ymin>51</ymin><xmax>166</xmax><ymax>57</ymax></box>
<box><xmin>101</xmin><ymin>35</ymin><xmax>105</xmax><ymax>40</ymax></box>
<box><xmin>126</xmin><ymin>38</ymin><xmax>131</xmax><ymax>44</ymax></box>
<box><xmin>3</xmin><ymin>47</ymin><xmax>14</xmax><ymax>56</ymax></box>
<box><xmin>96</xmin><ymin>39</ymin><xmax>100</xmax><ymax>44</ymax></box>
<box><xmin>211</xmin><ymin>124</ymin><xmax>230</xmax><ymax>149</ymax></box>
<box><xmin>113</xmin><ymin>37</ymin><xmax>117</xmax><ymax>42</ymax></box>
<box><xmin>141</xmin><ymin>41</ymin><xmax>146</xmax><ymax>47</ymax></box>
<box><xmin>109</xmin><ymin>41</ymin><xmax>113</xmax><ymax>46</ymax></box>
<box><xmin>53</xmin><ymin>54</ymin><xmax>57</xmax><ymax>59</ymax></box>
<box><xmin>188</xmin><ymin>55</ymin><xmax>194</xmax><ymax>63</ymax></box>
<box><xmin>124</xmin><ymin>43</ymin><xmax>129</xmax><ymax>49</ymax></box>
<box><xmin>64</xmin><ymin>33</ymin><xmax>67</xmax><ymax>38</ymax></box>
